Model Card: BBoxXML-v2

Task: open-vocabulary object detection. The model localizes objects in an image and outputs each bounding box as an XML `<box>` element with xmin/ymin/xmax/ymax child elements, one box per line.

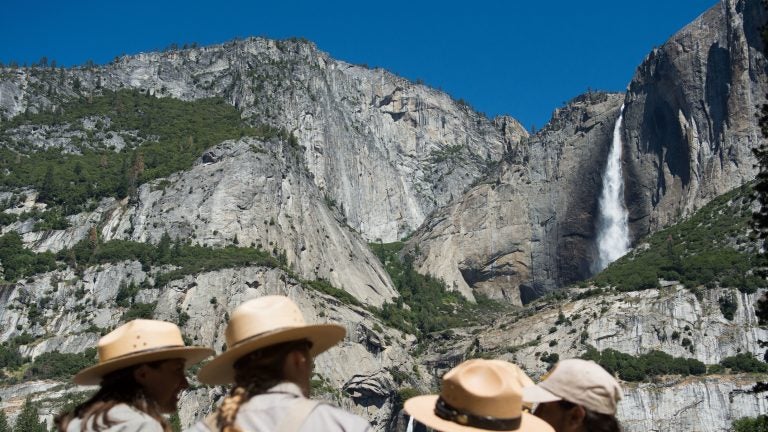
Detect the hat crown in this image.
<box><xmin>539</xmin><ymin>359</ymin><xmax>623</xmax><ymax>415</ymax></box>
<box><xmin>441</xmin><ymin>359</ymin><xmax>524</xmax><ymax>419</ymax></box>
<box><xmin>99</xmin><ymin>319</ymin><xmax>185</xmax><ymax>362</ymax></box>
<box><xmin>225</xmin><ymin>296</ymin><xmax>307</xmax><ymax>349</ymax></box>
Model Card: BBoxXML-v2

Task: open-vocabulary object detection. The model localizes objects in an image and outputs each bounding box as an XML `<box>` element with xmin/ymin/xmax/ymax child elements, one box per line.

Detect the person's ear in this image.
<box><xmin>567</xmin><ymin>404</ymin><xmax>586</xmax><ymax>428</ymax></box>
<box><xmin>283</xmin><ymin>350</ymin><xmax>306</xmax><ymax>373</ymax></box>
<box><xmin>133</xmin><ymin>364</ymin><xmax>150</xmax><ymax>386</ymax></box>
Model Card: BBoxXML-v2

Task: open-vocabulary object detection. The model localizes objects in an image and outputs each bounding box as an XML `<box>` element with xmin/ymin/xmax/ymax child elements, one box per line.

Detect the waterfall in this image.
<box><xmin>406</xmin><ymin>415</ymin><xmax>414</xmax><ymax>432</ymax></box>
<box><xmin>594</xmin><ymin>105</ymin><xmax>630</xmax><ymax>272</ymax></box>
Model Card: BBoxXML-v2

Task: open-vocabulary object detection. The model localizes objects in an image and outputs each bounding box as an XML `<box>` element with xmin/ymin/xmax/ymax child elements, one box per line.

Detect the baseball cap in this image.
<box><xmin>522</xmin><ymin>359</ymin><xmax>622</xmax><ymax>415</ymax></box>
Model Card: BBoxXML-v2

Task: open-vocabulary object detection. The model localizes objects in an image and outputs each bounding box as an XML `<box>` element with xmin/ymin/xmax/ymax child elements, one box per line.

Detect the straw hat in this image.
<box><xmin>494</xmin><ymin>360</ymin><xmax>536</xmax><ymax>411</ymax></box>
<box><xmin>405</xmin><ymin>359</ymin><xmax>554</xmax><ymax>432</ymax></box>
<box><xmin>73</xmin><ymin>319</ymin><xmax>214</xmax><ymax>385</ymax></box>
<box><xmin>197</xmin><ymin>295</ymin><xmax>346</xmax><ymax>385</ymax></box>
<box><xmin>522</xmin><ymin>359</ymin><xmax>623</xmax><ymax>415</ymax></box>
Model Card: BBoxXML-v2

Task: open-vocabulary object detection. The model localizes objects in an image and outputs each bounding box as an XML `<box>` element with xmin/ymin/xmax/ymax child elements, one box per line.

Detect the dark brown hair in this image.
<box><xmin>213</xmin><ymin>339</ymin><xmax>312</xmax><ymax>432</ymax></box>
<box><xmin>55</xmin><ymin>360</ymin><xmax>172</xmax><ymax>432</ymax></box>
<box><xmin>557</xmin><ymin>400</ymin><xmax>622</xmax><ymax>432</ymax></box>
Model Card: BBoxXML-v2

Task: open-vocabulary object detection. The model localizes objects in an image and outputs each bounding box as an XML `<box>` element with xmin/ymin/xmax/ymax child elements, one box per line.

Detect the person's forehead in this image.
<box><xmin>158</xmin><ymin>358</ymin><xmax>186</xmax><ymax>368</ymax></box>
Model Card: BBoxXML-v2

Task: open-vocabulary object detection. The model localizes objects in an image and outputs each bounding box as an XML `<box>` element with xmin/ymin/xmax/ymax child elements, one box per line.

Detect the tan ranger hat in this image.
<box><xmin>522</xmin><ymin>359</ymin><xmax>623</xmax><ymax>415</ymax></box>
<box><xmin>73</xmin><ymin>319</ymin><xmax>214</xmax><ymax>385</ymax></box>
<box><xmin>197</xmin><ymin>295</ymin><xmax>346</xmax><ymax>385</ymax></box>
<box><xmin>404</xmin><ymin>359</ymin><xmax>553</xmax><ymax>432</ymax></box>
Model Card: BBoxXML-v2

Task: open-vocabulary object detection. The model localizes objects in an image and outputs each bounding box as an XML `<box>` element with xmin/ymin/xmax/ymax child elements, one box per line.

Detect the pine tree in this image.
<box><xmin>38</xmin><ymin>166</ymin><xmax>56</xmax><ymax>204</ymax></box>
<box><xmin>156</xmin><ymin>231</ymin><xmax>172</xmax><ymax>265</ymax></box>
<box><xmin>0</xmin><ymin>409</ymin><xmax>10</xmax><ymax>432</ymax></box>
<box><xmin>169</xmin><ymin>413</ymin><xmax>182</xmax><ymax>432</ymax></box>
<box><xmin>14</xmin><ymin>397</ymin><xmax>46</xmax><ymax>432</ymax></box>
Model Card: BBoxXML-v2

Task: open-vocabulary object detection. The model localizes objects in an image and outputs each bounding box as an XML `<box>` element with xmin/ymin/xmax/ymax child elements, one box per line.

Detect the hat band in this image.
<box><xmin>227</xmin><ymin>325</ymin><xmax>304</xmax><ymax>350</ymax></box>
<box><xmin>434</xmin><ymin>397</ymin><xmax>521</xmax><ymax>431</ymax></box>
<box><xmin>103</xmin><ymin>344</ymin><xmax>186</xmax><ymax>362</ymax></box>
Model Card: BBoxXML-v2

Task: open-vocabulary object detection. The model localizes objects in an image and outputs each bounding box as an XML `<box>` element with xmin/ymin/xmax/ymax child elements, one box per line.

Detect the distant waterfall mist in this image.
<box><xmin>594</xmin><ymin>105</ymin><xmax>630</xmax><ymax>273</ymax></box>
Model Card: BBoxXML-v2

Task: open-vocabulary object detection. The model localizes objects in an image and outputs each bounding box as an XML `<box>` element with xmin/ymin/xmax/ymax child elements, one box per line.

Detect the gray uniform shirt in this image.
<box><xmin>65</xmin><ymin>403</ymin><xmax>163</xmax><ymax>432</ymax></box>
<box><xmin>187</xmin><ymin>382</ymin><xmax>373</xmax><ymax>432</ymax></box>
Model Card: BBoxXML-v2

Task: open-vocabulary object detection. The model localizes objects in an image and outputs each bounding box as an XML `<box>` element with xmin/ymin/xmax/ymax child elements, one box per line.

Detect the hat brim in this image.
<box><xmin>197</xmin><ymin>324</ymin><xmax>346</xmax><ymax>385</ymax></box>
<box><xmin>73</xmin><ymin>346</ymin><xmax>215</xmax><ymax>385</ymax></box>
<box><xmin>405</xmin><ymin>395</ymin><xmax>554</xmax><ymax>432</ymax></box>
<box><xmin>522</xmin><ymin>385</ymin><xmax>562</xmax><ymax>404</ymax></box>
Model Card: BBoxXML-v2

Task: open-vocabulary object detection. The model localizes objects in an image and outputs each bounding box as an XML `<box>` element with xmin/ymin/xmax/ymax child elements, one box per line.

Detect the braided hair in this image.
<box><xmin>214</xmin><ymin>339</ymin><xmax>312</xmax><ymax>432</ymax></box>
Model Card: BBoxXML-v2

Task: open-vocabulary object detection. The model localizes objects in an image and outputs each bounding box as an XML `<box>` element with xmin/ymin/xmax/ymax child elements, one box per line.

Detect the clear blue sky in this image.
<box><xmin>1</xmin><ymin>0</ymin><xmax>716</xmax><ymax>131</ymax></box>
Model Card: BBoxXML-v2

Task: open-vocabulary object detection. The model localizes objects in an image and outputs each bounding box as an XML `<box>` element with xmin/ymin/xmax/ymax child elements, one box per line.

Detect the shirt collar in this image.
<box><xmin>266</xmin><ymin>381</ymin><xmax>305</xmax><ymax>397</ymax></box>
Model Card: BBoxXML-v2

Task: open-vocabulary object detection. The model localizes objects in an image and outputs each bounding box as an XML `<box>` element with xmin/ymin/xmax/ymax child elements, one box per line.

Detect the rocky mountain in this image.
<box><xmin>624</xmin><ymin>0</ymin><xmax>768</xmax><ymax>237</ymax></box>
<box><xmin>0</xmin><ymin>0</ymin><xmax>766</xmax><ymax>431</ymax></box>
<box><xmin>405</xmin><ymin>92</ymin><xmax>624</xmax><ymax>302</ymax></box>
<box><xmin>407</xmin><ymin>0</ymin><xmax>767</xmax><ymax>303</ymax></box>
<box><xmin>0</xmin><ymin>37</ymin><xmax>525</xmax><ymax>245</ymax></box>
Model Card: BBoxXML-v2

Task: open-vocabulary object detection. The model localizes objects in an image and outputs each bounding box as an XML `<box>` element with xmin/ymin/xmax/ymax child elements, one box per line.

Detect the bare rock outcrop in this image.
<box><xmin>623</xmin><ymin>0</ymin><xmax>768</xmax><ymax>238</ymax></box>
<box><xmin>0</xmin><ymin>38</ymin><xmax>521</xmax><ymax>244</ymax></box>
<box><xmin>407</xmin><ymin>93</ymin><xmax>624</xmax><ymax>302</ymax></box>
<box><xmin>0</xmin><ymin>263</ymin><xmax>421</xmax><ymax>430</ymax></box>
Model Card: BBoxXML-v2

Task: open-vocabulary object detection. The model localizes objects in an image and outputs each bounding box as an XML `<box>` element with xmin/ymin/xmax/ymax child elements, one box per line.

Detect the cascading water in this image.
<box><xmin>594</xmin><ymin>105</ymin><xmax>630</xmax><ymax>273</ymax></box>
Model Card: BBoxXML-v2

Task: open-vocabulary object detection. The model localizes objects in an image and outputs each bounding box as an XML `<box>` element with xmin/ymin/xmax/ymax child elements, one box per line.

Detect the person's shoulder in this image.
<box><xmin>186</xmin><ymin>419</ymin><xmax>213</xmax><ymax>432</ymax></box>
<box><xmin>102</xmin><ymin>404</ymin><xmax>164</xmax><ymax>432</ymax></box>
<box><xmin>309</xmin><ymin>403</ymin><xmax>373</xmax><ymax>432</ymax></box>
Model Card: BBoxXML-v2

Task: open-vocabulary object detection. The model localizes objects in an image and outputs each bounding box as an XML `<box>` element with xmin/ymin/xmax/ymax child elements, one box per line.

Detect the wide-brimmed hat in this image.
<box><xmin>404</xmin><ymin>359</ymin><xmax>554</xmax><ymax>432</ymax></box>
<box><xmin>73</xmin><ymin>319</ymin><xmax>214</xmax><ymax>385</ymax></box>
<box><xmin>197</xmin><ymin>295</ymin><xmax>346</xmax><ymax>385</ymax></box>
<box><xmin>495</xmin><ymin>360</ymin><xmax>535</xmax><ymax>411</ymax></box>
<box><xmin>522</xmin><ymin>359</ymin><xmax>623</xmax><ymax>415</ymax></box>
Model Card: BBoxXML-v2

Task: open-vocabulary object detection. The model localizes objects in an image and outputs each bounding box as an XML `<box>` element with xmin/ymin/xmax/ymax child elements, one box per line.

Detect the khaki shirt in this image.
<box><xmin>66</xmin><ymin>403</ymin><xmax>164</xmax><ymax>432</ymax></box>
<box><xmin>187</xmin><ymin>382</ymin><xmax>373</xmax><ymax>432</ymax></box>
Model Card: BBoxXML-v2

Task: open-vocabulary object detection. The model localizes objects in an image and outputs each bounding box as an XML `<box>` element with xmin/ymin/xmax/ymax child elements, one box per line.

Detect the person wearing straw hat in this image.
<box><xmin>522</xmin><ymin>359</ymin><xmax>623</xmax><ymax>432</ymax></box>
<box><xmin>404</xmin><ymin>358</ymin><xmax>554</xmax><ymax>432</ymax></box>
<box><xmin>55</xmin><ymin>319</ymin><xmax>213</xmax><ymax>432</ymax></box>
<box><xmin>189</xmin><ymin>295</ymin><xmax>372</xmax><ymax>432</ymax></box>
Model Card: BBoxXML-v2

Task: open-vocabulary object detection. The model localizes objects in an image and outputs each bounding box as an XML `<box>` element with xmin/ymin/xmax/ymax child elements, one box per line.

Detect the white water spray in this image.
<box><xmin>595</xmin><ymin>105</ymin><xmax>630</xmax><ymax>272</ymax></box>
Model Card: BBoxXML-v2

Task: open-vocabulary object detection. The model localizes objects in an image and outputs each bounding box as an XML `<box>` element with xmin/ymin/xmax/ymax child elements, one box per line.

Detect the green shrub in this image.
<box><xmin>394</xmin><ymin>387</ymin><xmax>422</xmax><ymax>413</ymax></box>
<box><xmin>25</xmin><ymin>348</ymin><xmax>97</xmax><ymax>380</ymax></box>
<box><xmin>582</xmin><ymin>346</ymin><xmax>706</xmax><ymax>382</ymax></box>
<box><xmin>541</xmin><ymin>352</ymin><xmax>559</xmax><ymax>367</ymax></box>
<box><xmin>718</xmin><ymin>295</ymin><xmax>737</xmax><ymax>321</ymax></box>
<box><xmin>122</xmin><ymin>302</ymin><xmax>156</xmax><ymax>320</ymax></box>
<box><xmin>733</xmin><ymin>416</ymin><xmax>768</xmax><ymax>432</ymax></box>
<box><xmin>591</xmin><ymin>185</ymin><xmax>765</xmax><ymax>294</ymax></box>
<box><xmin>13</xmin><ymin>397</ymin><xmax>46</xmax><ymax>432</ymax></box>
<box><xmin>720</xmin><ymin>353</ymin><xmax>768</xmax><ymax>373</ymax></box>
<box><xmin>0</xmin><ymin>343</ymin><xmax>23</xmax><ymax>369</ymax></box>
<box><xmin>115</xmin><ymin>281</ymin><xmax>140</xmax><ymax>307</ymax></box>
<box><xmin>0</xmin><ymin>90</ymin><xmax>286</xmax><ymax>214</ymax></box>
<box><xmin>369</xmin><ymin>242</ymin><xmax>504</xmax><ymax>336</ymax></box>
<box><xmin>304</xmin><ymin>278</ymin><xmax>361</xmax><ymax>306</ymax></box>
<box><xmin>0</xmin><ymin>232</ymin><xmax>57</xmax><ymax>282</ymax></box>
<box><xmin>0</xmin><ymin>212</ymin><xmax>18</xmax><ymax>226</ymax></box>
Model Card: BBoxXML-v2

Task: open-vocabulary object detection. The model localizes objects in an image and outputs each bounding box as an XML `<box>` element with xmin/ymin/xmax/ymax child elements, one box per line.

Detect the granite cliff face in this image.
<box><xmin>623</xmin><ymin>0</ymin><xmax>768</xmax><ymax>238</ymax></box>
<box><xmin>407</xmin><ymin>0</ymin><xmax>767</xmax><ymax>302</ymax></box>
<box><xmin>0</xmin><ymin>38</ymin><xmax>524</xmax><ymax>244</ymax></box>
<box><xmin>405</xmin><ymin>93</ymin><xmax>624</xmax><ymax>302</ymax></box>
<box><xmin>417</xmin><ymin>285</ymin><xmax>768</xmax><ymax>432</ymax></box>
<box><xmin>2</xmin><ymin>136</ymin><xmax>397</xmax><ymax>306</ymax></box>
<box><xmin>0</xmin><ymin>0</ymin><xmax>766</xmax><ymax>431</ymax></box>
<box><xmin>0</xmin><ymin>261</ymin><xmax>425</xmax><ymax>429</ymax></box>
